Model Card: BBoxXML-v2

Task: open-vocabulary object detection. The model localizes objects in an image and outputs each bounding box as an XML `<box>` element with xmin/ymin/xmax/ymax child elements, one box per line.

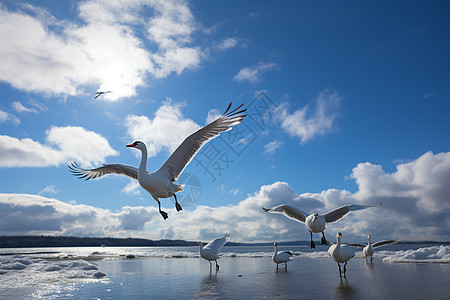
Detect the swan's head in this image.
<box><xmin>337</xmin><ymin>232</ymin><xmax>342</xmax><ymax>239</ymax></box>
<box><xmin>313</xmin><ymin>213</ymin><xmax>318</xmax><ymax>220</ymax></box>
<box><xmin>126</xmin><ymin>141</ymin><xmax>145</xmax><ymax>151</ymax></box>
<box><xmin>274</xmin><ymin>242</ymin><xmax>277</xmax><ymax>246</ymax></box>
<box><xmin>367</xmin><ymin>234</ymin><xmax>371</xmax><ymax>239</ymax></box>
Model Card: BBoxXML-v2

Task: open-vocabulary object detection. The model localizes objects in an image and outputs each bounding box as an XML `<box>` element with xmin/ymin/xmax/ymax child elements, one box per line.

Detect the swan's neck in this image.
<box><xmin>199</xmin><ymin>242</ymin><xmax>204</xmax><ymax>252</ymax></box>
<box><xmin>273</xmin><ymin>245</ymin><xmax>278</xmax><ymax>256</ymax></box>
<box><xmin>368</xmin><ymin>237</ymin><xmax>372</xmax><ymax>246</ymax></box>
<box><xmin>138</xmin><ymin>147</ymin><xmax>148</xmax><ymax>176</ymax></box>
<box><xmin>336</xmin><ymin>237</ymin><xmax>342</xmax><ymax>250</ymax></box>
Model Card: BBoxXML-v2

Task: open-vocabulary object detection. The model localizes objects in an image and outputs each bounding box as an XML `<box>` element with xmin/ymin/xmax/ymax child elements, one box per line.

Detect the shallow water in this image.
<box><xmin>1</xmin><ymin>244</ymin><xmax>449</xmax><ymax>299</ymax></box>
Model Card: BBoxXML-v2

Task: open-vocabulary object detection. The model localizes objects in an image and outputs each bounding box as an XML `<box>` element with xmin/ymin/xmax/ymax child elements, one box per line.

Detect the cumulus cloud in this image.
<box><xmin>0</xmin><ymin>193</ymin><xmax>159</xmax><ymax>236</ymax></box>
<box><xmin>278</xmin><ymin>89</ymin><xmax>340</xmax><ymax>143</ymax></box>
<box><xmin>0</xmin><ymin>0</ymin><xmax>203</xmax><ymax>101</ymax></box>
<box><xmin>38</xmin><ymin>185</ymin><xmax>59</xmax><ymax>196</ymax></box>
<box><xmin>125</xmin><ymin>100</ymin><xmax>200</xmax><ymax>157</ymax></box>
<box><xmin>0</xmin><ymin>126</ymin><xmax>118</xmax><ymax>168</ymax></box>
<box><xmin>233</xmin><ymin>62</ymin><xmax>280</xmax><ymax>83</ymax></box>
<box><xmin>1</xmin><ymin>151</ymin><xmax>449</xmax><ymax>242</ymax></box>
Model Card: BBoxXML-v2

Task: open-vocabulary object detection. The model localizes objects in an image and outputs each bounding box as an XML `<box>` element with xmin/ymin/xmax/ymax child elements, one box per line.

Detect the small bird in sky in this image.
<box><xmin>94</xmin><ymin>91</ymin><xmax>112</xmax><ymax>99</ymax></box>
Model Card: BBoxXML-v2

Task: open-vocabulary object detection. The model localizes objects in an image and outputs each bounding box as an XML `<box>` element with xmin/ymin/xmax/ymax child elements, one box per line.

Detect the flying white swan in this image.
<box><xmin>69</xmin><ymin>103</ymin><xmax>246</xmax><ymax>219</ymax></box>
<box><xmin>272</xmin><ymin>242</ymin><xmax>298</xmax><ymax>269</ymax></box>
<box><xmin>94</xmin><ymin>91</ymin><xmax>112</xmax><ymax>99</ymax></box>
<box><xmin>198</xmin><ymin>233</ymin><xmax>230</xmax><ymax>271</ymax></box>
<box><xmin>346</xmin><ymin>235</ymin><xmax>397</xmax><ymax>262</ymax></box>
<box><xmin>328</xmin><ymin>232</ymin><xmax>355</xmax><ymax>279</ymax></box>
<box><xmin>262</xmin><ymin>203</ymin><xmax>381</xmax><ymax>248</ymax></box>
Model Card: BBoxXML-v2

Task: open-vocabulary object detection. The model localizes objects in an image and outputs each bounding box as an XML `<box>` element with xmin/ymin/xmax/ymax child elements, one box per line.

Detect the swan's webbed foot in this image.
<box><xmin>310</xmin><ymin>232</ymin><xmax>316</xmax><ymax>249</ymax></box>
<box><xmin>173</xmin><ymin>194</ymin><xmax>183</xmax><ymax>212</ymax></box>
<box><xmin>321</xmin><ymin>233</ymin><xmax>327</xmax><ymax>245</ymax></box>
<box><xmin>160</xmin><ymin>210</ymin><xmax>168</xmax><ymax>220</ymax></box>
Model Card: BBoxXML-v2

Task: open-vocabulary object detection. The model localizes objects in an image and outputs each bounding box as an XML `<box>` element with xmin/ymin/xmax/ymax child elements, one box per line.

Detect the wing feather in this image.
<box><xmin>324</xmin><ymin>204</ymin><xmax>379</xmax><ymax>223</ymax></box>
<box><xmin>157</xmin><ymin>103</ymin><xmax>246</xmax><ymax>181</ymax></box>
<box><xmin>204</xmin><ymin>233</ymin><xmax>230</xmax><ymax>251</ymax></box>
<box><xmin>262</xmin><ymin>205</ymin><xmax>308</xmax><ymax>223</ymax></box>
<box><xmin>372</xmin><ymin>240</ymin><xmax>397</xmax><ymax>248</ymax></box>
<box><xmin>69</xmin><ymin>162</ymin><xmax>138</xmax><ymax>180</ymax></box>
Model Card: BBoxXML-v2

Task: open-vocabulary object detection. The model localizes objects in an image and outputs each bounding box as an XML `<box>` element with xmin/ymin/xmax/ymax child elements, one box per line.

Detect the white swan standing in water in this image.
<box><xmin>262</xmin><ymin>203</ymin><xmax>381</xmax><ymax>248</ymax></box>
<box><xmin>198</xmin><ymin>233</ymin><xmax>230</xmax><ymax>271</ymax></box>
<box><xmin>328</xmin><ymin>232</ymin><xmax>355</xmax><ymax>279</ymax></box>
<box><xmin>272</xmin><ymin>242</ymin><xmax>298</xmax><ymax>269</ymax></box>
<box><xmin>70</xmin><ymin>103</ymin><xmax>246</xmax><ymax>219</ymax></box>
<box><xmin>346</xmin><ymin>235</ymin><xmax>397</xmax><ymax>261</ymax></box>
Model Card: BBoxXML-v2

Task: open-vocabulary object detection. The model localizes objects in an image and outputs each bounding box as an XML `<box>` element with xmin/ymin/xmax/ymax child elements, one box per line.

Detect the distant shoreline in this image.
<box><xmin>1</xmin><ymin>235</ymin><xmax>449</xmax><ymax>249</ymax></box>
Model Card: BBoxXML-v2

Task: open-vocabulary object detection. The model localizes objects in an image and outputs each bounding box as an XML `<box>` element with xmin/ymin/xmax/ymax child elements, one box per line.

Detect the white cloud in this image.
<box><xmin>11</xmin><ymin>101</ymin><xmax>38</xmax><ymax>113</ymax></box>
<box><xmin>0</xmin><ymin>0</ymin><xmax>203</xmax><ymax>101</ymax></box>
<box><xmin>122</xmin><ymin>180</ymin><xmax>142</xmax><ymax>195</ymax></box>
<box><xmin>233</xmin><ymin>62</ymin><xmax>280</xmax><ymax>83</ymax></box>
<box><xmin>125</xmin><ymin>99</ymin><xmax>200</xmax><ymax>157</ymax></box>
<box><xmin>263</xmin><ymin>141</ymin><xmax>283</xmax><ymax>155</ymax></box>
<box><xmin>278</xmin><ymin>89</ymin><xmax>340</xmax><ymax>143</ymax></box>
<box><xmin>38</xmin><ymin>185</ymin><xmax>59</xmax><ymax>196</ymax></box>
<box><xmin>0</xmin><ymin>109</ymin><xmax>20</xmax><ymax>125</ymax></box>
<box><xmin>0</xmin><ymin>126</ymin><xmax>118</xmax><ymax>168</ymax></box>
<box><xmin>1</xmin><ymin>151</ymin><xmax>449</xmax><ymax>242</ymax></box>
<box><xmin>205</xmin><ymin>108</ymin><xmax>221</xmax><ymax>124</ymax></box>
<box><xmin>214</xmin><ymin>37</ymin><xmax>238</xmax><ymax>51</ymax></box>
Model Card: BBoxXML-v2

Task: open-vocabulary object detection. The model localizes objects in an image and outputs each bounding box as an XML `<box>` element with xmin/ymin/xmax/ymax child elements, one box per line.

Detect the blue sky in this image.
<box><xmin>1</xmin><ymin>0</ymin><xmax>449</xmax><ymax>243</ymax></box>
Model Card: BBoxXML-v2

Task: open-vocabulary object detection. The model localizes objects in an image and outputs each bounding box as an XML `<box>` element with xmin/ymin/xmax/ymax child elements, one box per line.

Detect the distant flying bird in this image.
<box><xmin>198</xmin><ymin>233</ymin><xmax>230</xmax><ymax>271</ymax></box>
<box><xmin>346</xmin><ymin>235</ymin><xmax>397</xmax><ymax>262</ymax></box>
<box><xmin>262</xmin><ymin>203</ymin><xmax>381</xmax><ymax>248</ymax></box>
<box><xmin>272</xmin><ymin>242</ymin><xmax>298</xmax><ymax>269</ymax></box>
<box><xmin>328</xmin><ymin>232</ymin><xmax>355</xmax><ymax>279</ymax></box>
<box><xmin>69</xmin><ymin>103</ymin><xmax>246</xmax><ymax>219</ymax></box>
<box><xmin>94</xmin><ymin>91</ymin><xmax>112</xmax><ymax>99</ymax></box>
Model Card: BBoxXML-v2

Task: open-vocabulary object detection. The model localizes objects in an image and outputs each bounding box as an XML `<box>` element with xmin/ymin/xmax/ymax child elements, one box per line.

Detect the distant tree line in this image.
<box><xmin>0</xmin><ymin>235</ymin><xmax>198</xmax><ymax>248</ymax></box>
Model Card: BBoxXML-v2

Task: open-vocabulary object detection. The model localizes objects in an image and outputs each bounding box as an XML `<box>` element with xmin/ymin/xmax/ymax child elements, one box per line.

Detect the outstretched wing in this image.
<box><xmin>324</xmin><ymin>203</ymin><xmax>380</xmax><ymax>223</ymax></box>
<box><xmin>373</xmin><ymin>240</ymin><xmax>397</xmax><ymax>248</ymax></box>
<box><xmin>262</xmin><ymin>205</ymin><xmax>308</xmax><ymax>223</ymax></box>
<box><xmin>69</xmin><ymin>162</ymin><xmax>138</xmax><ymax>180</ymax></box>
<box><xmin>157</xmin><ymin>103</ymin><xmax>246</xmax><ymax>181</ymax></box>
<box><xmin>344</xmin><ymin>243</ymin><xmax>366</xmax><ymax>248</ymax></box>
<box><xmin>204</xmin><ymin>233</ymin><xmax>230</xmax><ymax>252</ymax></box>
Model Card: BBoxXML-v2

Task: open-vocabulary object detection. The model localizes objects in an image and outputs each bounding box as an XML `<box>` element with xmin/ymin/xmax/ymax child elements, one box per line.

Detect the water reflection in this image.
<box><xmin>335</xmin><ymin>280</ymin><xmax>357</xmax><ymax>299</ymax></box>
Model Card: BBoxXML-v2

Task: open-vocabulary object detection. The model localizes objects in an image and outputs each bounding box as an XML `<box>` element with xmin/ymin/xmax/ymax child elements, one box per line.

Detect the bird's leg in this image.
<box><xmin>209</xmin><ymin>261</ymin><xmax>212</xmax><ymax>272</ymax></box>
<box><xmin>276</xmin><ymin>263</ymin><xmax>279</xmax><ymax>270</ymax></box>
<box><xmin>310</xmin><ymin>232</ymin><xmax>316</xmax><ymax>249</ymax></box>
<box><xmin>215</xmin><ymin>260</ymin><xmax>219</xmax><ymax>271</ymax></box>
<box><xmin>370</xmin><ymin>256</ymin><xmax>373</xmax><ymax>262</ymax></box>
<box><xmin>343</xmin><ymin>262</ymin><xmax>347</xmax><ymax>278</ymax></box>
<box><xmin>285</xmin><ymin>263</ymin><xmax>287</xmax><ymax>270</ymax></box>
<box><xmin>157</xmin><ymin>199</ymin><xmax>168</xmax><ymax>220</ymax></box>
<box><xmin>337</xmin><ymin>263</ymin><xmax>342</xmax><ymax>278</ymax></box>
<box><xmin>321</xmin><ymin>232</ymin><xmax>327</xmax><ymax>245</ymax></box>
<box><xmin>174</xmin><ymin>194</ymin><xmax>183</xmax><ymax>212</ymax></box>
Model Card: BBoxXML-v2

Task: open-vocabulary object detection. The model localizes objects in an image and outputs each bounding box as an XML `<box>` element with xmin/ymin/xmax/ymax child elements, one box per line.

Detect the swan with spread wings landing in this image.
<box><xmin>69</xmin><ymin>103</ymin><xmax>246</xmax><ymax>219</ymax></box>
<box><xmin>346</xmin><ymin>235</ymin><xmax>397</xmax><ymax>262</ymax></box>
<box><xmin>198</xmin><ymin>233</ymin><xmax>230</xmax><ymax>271</ymax></box>
<box><xmin>262</xmin><ymin>203</ymin><xmax>381</xmax><ymax>248</ymax></box>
